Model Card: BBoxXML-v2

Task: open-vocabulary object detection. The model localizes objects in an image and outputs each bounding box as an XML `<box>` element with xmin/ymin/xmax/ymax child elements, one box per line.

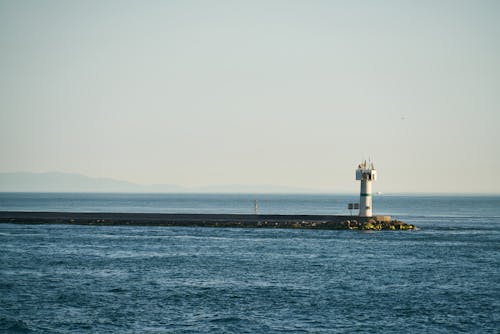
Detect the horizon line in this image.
<box><xmin>0</xmin><ymin>191</ymin><xmax>499</xmax><ymax>196</ymax></box>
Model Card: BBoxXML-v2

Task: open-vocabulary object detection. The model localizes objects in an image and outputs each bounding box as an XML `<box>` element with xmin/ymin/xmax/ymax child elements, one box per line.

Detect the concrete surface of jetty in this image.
<box><xmin>0</xmin><ymin>211</ymin><xmax>416</xmax><ymax>230</ymax></box>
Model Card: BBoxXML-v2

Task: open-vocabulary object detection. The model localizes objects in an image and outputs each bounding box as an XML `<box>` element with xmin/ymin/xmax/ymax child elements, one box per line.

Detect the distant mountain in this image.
<box><xmin>0</xmin><ymin>172</ymin><xmax>184</xmax><ymax>193</ymax></box>
<box><xmin>196</xmin><ymin>184</ymin><xmax>315</xmax><ymax>193</ymax></box>
<box><xmin>0</xmin><ymin>172</ymin><xmax>318</xmax><ymax>193</ymax></box>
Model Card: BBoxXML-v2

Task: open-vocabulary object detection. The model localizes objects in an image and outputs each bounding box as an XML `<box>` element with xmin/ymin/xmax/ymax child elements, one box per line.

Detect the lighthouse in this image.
<box><xmin>356</xmin><ymin>160</ymin><xmax>377</xmax><ymax>217</ymax></box>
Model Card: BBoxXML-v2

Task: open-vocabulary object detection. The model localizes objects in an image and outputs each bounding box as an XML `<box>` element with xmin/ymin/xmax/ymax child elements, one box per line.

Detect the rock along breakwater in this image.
<box><xmin>0</xmin><ymin>211</ymin><xmax>416</xmax><ymax>231</ymax></box>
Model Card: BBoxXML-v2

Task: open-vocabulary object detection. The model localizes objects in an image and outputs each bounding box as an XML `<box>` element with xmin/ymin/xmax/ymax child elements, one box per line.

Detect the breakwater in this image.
<box><xmin>0</xmin><ymin>211</ymin><xmax>415</xmax><ymax>230</ymax></box>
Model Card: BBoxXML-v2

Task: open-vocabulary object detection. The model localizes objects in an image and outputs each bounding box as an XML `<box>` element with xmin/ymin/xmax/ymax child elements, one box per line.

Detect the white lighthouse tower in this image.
<box><xmin>356</xmin><ymin>160</ymin><xmax>377</xmax><ymax>217</ymax></box>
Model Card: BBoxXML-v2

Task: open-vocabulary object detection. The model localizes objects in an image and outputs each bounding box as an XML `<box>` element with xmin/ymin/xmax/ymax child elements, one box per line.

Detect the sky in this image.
<box><xmin>1</xmin><ymin>0</ymin><xmax>499</xmax><ymax>193</ymax></box>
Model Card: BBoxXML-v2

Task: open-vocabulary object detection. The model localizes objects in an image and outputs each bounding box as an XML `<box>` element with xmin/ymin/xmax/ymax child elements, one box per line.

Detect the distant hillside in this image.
<box><xmin>0</xmin><ymin>172</ymin><xmax>318</xmax><ymax>193</ymax></box>
<box><xmin>0</xmin><ymin>172</ymin><xmax>184</xmax><ymax>193</ymax></box>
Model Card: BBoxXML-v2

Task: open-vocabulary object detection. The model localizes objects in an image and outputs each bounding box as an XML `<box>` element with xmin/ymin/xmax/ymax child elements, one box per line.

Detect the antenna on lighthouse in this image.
<box><xmin>355</xmin><ymin>160</ymin><xmax>377</xmax><ymax>217</ymax></box>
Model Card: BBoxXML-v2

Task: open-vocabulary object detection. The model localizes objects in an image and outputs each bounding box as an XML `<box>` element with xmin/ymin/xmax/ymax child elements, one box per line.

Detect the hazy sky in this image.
<box><xmin>1</xmin><ymin>0</ymin><xmax>499</xmax><ymax>193</ymax></box>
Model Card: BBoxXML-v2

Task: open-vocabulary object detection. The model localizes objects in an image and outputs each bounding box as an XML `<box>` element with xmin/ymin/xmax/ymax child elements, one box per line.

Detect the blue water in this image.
<box><xmin>1</xmin><ymin>193</ymin><xmax>499</xmax><ymax>333</ymax></box>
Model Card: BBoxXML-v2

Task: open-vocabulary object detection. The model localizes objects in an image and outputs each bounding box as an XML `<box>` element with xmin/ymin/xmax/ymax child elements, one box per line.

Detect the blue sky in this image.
<box><xmin>1</xmin><ymin>0</ymin><xmax>499</xmax><ymax>193</ymax></box>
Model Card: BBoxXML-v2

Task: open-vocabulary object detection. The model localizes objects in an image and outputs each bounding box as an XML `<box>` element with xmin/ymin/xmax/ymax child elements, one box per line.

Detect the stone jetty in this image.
<box><xmin>0</xmin><ymin>211</ymin><xmax>416</xmax><ymax>231</ymax></box>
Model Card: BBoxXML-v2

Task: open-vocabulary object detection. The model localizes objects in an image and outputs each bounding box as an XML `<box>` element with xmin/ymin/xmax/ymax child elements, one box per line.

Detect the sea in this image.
<box><xmin>0</xmin><ymin>193</ymin><xmax>499</xmax><ymax>333</ymax></box>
